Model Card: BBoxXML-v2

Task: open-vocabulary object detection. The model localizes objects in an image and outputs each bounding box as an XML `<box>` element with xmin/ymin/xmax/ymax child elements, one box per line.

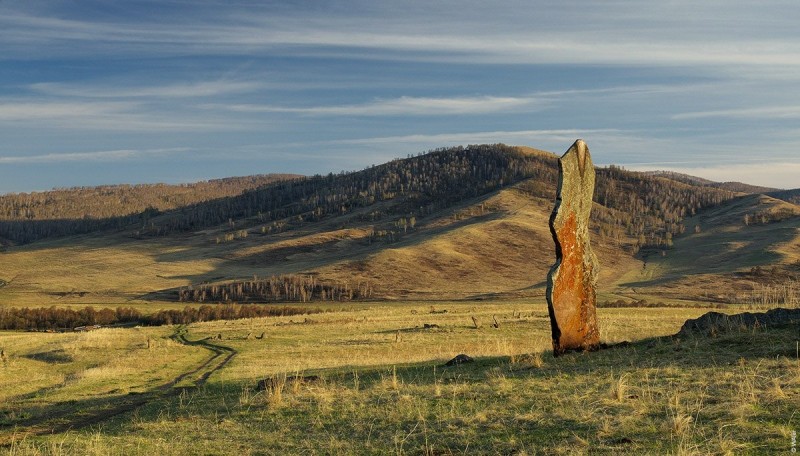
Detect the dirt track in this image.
<box><xmin>0</xmin><ymin>326</ymin><xmax>236</xmax><ymax>446</ymax></box>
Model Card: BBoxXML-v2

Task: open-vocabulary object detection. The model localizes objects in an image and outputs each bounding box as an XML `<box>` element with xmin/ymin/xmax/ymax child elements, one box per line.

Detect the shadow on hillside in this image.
<box><xmin>621</xmin><ymin>217</ymin><xmax>799</xmax><ymax>289</ymax></box>
<box><xmin>141</xmin><ymin>203</ymin><xmax>508</xmax><ymax>300</ymax></box>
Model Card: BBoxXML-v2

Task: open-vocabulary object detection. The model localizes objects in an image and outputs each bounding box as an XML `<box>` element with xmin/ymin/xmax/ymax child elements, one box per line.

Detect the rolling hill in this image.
<box><xmin>0</xmin><ymin>144</ymin><xmax>798</xmax><ymax>307</ymax></box>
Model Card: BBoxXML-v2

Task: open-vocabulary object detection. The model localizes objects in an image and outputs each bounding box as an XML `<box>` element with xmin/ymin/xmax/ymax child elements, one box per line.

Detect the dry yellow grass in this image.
<box><xmin>3</xmin><ymin>301</ymin><xmax>797</xmax><ymax>454</ymax></box>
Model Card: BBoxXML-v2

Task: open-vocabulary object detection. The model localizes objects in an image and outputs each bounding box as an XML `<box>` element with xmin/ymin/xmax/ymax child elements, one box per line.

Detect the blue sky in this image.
<box><xmin>1</xmin><ymin>0</ymin><xmax>800</xmax><ymax>193</ymax></box>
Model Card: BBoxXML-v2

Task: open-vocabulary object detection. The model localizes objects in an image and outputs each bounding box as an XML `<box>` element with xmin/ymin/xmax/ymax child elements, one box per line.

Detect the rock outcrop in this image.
<box><xmin>444</xmin><ymin>354</ymin><xmax>474</xmax><ymax>366</ymax></box>
<box><xmin>546</xmin><ymin>140</ymin><xmax>600</xmax><ymax>355</ymax></box>
<box><xmin>677</xmin><ymin>308</ymin><xmax>800</xmax><ymax>337</ymax></box>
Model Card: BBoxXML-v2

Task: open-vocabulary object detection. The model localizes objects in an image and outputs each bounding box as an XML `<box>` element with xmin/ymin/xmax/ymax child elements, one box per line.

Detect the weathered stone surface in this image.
<box><xmin>546</xmin><ymin>139</ymin><xmax>600</xmax><ymax>355</ymax></box>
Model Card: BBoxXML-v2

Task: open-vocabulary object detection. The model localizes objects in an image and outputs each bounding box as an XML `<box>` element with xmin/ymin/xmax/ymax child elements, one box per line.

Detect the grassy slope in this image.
<box><xmin>1</xmin><ymin>180</ymin><xmax>798</xmax><ymax>308</ymax></box>
<box><xmin>615</xmin><ymin>194</ymin><xmax>800</xmax><ymax>302</ymax></box>
<box><xmin>2</xmin><ymin>302</ymin><xmax>797</xmax><ymax>454</ymax></box>
<box><xmin>0</xmin><ymin>178</ymin><xmax>642</xmax><ymax>306</ymax></box>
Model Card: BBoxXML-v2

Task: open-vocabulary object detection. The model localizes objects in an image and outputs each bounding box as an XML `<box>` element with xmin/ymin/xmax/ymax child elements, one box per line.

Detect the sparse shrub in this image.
<box><xmin>609</xmin><ymin>373</ymin><xmax>630</xmax><ymax>402</ymax></box>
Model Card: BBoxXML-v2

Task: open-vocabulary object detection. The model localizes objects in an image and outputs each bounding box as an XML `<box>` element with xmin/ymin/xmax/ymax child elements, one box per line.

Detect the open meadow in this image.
<box><xmin>3</xmin><ymin>1</ymin><xmax>800</xmax><ymax>453</ymax></box>
<box><xmin>2</xmin><ymin>300</ymin><xmax>798</xmax><ymax>454</ymax></box>
<box><xmin>1</xmin><ymin>146</ymin><xmax>798</xmax><ymax>454</ymax></box>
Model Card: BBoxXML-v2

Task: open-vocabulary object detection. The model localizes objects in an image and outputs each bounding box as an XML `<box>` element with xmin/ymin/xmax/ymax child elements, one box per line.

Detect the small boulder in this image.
<box><xmin>444</xmin><ymin>354</ymin><xmax>474</xmax><ymax>367</ymax></box>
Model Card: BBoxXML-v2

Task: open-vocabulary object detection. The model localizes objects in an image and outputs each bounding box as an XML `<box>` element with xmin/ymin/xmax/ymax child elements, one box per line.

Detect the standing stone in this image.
<box><xmin>546</xmin><ymin>139</ymin><xmax>600</xmax><ymax>356</ymax></box>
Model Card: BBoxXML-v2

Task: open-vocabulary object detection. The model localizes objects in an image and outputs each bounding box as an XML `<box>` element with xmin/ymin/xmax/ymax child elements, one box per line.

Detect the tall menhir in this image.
<box><xmin>546</xmin><ymin>139</ymin><xmax>600</xmax><ymax>356</ymax></box>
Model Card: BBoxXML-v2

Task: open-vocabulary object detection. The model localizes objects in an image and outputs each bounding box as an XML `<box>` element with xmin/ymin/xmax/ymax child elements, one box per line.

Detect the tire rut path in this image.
<box><xmin>0</xmin><ymin>326</ymin><xmax>236</xmax><ymax>445</ymax></box>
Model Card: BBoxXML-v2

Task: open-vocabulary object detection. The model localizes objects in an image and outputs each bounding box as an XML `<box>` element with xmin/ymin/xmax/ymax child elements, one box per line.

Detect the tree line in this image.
<box><xmin>0</xmin><ymin>304</ymin><xmax>322</xmax><ymax>331</ymax></box>
<box><xmin>178</xmin><ymin>274</ymin><xmax>374</xmax><ymax>303</ymax></box>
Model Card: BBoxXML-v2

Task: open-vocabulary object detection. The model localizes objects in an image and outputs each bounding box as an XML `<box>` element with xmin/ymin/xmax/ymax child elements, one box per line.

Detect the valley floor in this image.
<box><xmin>1</xmin><ymin>301</ymin><xmax>797</xmax><ymax>454</ymax></box>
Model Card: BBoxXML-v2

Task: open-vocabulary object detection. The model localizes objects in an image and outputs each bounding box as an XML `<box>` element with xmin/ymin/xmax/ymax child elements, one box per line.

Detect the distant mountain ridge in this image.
<box><xmin>642</xmin><ymin>170</ymin><xmax>781</xmax><ymax>194</ymax></box>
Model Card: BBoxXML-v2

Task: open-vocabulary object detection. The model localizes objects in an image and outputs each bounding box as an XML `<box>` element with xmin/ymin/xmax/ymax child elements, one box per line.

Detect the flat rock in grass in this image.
<box><xmin>444</xmin><ymin>354</ymin><xmax>474</xmax><ymax>366</ymax></box>
<box><xmin>546</xmin><ymin>139</ymin><xmax>600</xmax><ymax>356</ymax></box>
<box><xmin>677</xmin><ymin>308</ymin><xmax>800</xmax><ymax>337</ymax></box>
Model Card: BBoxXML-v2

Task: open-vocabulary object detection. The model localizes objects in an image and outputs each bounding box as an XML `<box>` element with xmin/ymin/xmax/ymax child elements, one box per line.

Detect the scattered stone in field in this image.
<box><xmin>256</xmin><ymin>375</ymin><xmax>321</xmax><ymax>391</ymax></box>
<box><xmin>546</xmin><ymin>139</ymin><xmax>601</xmax><ymax>356</ymax></box>
<box><xmin>677</xmin><ymin>308</ymin><xmax>800</xmax><ymax>337</ymax></box>
<box><xmin>411</xmin><ymin>309</ymin><xmax>418</xmax><ymax>315</ymax></box>
<box><xmin>216</xmin><ymin>333</ymin><xmax>223</xmax><ymax>340</ymax></box>
<box><xmin>245</xmin><ymin>332</ymin><xmax>253</xmax><ymax>340</ymax></box>
<box><xmin>444</xmin><ymin>354</ymin><xmax>474</xmax><ymax>366</ymax></box>
<box><xmin>423</xmin><ymin>323</ymin><xmax>440</xmax><ymax>329</ymax></box>
<box><xmin>471</xmin><ymin>316</ymin><xmax>481</xmax><ymax>329</ymax></box>
<box><xmin>256</xmin><ymin>332</ymin><xmax>265</xmax><ymax>340</ymax></box>
<box><xmin>395</xmin><ymin>330</ymin><xmax>401</xmax><ymax>342</ymax></box>
<box><xmin>491</xmin><ymin>315</ymin><xmax>500</xmax><ymax>328</ymax></box>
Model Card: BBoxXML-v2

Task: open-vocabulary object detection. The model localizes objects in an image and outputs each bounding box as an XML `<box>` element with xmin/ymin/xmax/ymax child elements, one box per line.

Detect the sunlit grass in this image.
<box><xmin>2</xmin><ymin>302</ymin><xmax>797</xmax><ymax>454</ymax></box>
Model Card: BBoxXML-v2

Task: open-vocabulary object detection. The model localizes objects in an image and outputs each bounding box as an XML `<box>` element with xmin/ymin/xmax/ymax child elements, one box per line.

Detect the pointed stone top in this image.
<box><xmin>563</xmin><ymin>139</ymin><xmax>590</xmax><ymax>177</ymax></box>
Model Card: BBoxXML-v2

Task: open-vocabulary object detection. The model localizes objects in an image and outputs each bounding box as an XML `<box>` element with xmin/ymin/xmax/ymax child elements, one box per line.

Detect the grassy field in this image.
<box><xmin>1</xmin><ymin>158</ymin><xmax>799</xmax><ymax>454</ymax></box>
<box><xmin>2</xmin><ymin>300</ymin><xmax>797</xmax><ymax>454</ymax></box>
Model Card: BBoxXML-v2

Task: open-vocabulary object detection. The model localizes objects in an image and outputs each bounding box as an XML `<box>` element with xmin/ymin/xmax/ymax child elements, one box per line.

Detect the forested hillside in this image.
<box><xmin>136</xmin><ymin>144</ymin><xmax>556</xmax><ymax>237</ymax></box>
<box><xmin>0</xmin><ymin>145</ymin><xmax>740</xmax><ymax>252</ymax></box>
<box><xmin>0</xmin><ymin>174</ymin><xmax>298</xmax><ymax>244</ymax></box>
<box><xmin>3</xmin><ymin>143</ymin><xmax>795</xmax><ymax>306</ymax></box>
<box><xmin>595</xmin><ymin>167</ymin><xmax>735</xmax><ymax>251</ymax></box>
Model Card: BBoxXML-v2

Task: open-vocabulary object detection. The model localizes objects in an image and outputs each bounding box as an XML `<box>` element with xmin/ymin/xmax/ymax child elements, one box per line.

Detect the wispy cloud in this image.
<box><xmin>325</xmin><ymin>129</ymin><xmax>619</xmax><ymax>146</ymax></box>
<box><xmin>673</xmin><ymin>105</ymin><xmax>800</xmax><ymax>120</ymax></box>
<box><xmin>2</xmin><ymin>5</ymin><xmax>800</xmax><ymax>68</ymax></box>
<box><xmin>0</xmin><ymin>101</ymin><xmax>136</xmax><ymax>120</ymax></box>
<box><xmin>0</xmin><ymin>100</ymin><xmax>245</xmax><ymax>131</ymax></box>
<box><xmin>30</xmin><ymin>80</ymin><xmax>264</xmax><ymax>98</ymax></box>
<box><xmin>207</xmin><ymin>95</ymin><xmax>542</xmax><ymax>116</ymax></box>
<box><xmin>0</xmin><ymin>147</ymin><xmax>190</xmax><ymax>164</ymax></box>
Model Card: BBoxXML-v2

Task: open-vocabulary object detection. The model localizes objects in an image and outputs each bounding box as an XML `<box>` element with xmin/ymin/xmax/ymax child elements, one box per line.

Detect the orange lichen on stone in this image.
<box><xmin>546</xmin><ymin>140</ymin><xmax>600</xmax><ymax>356</ymax></box>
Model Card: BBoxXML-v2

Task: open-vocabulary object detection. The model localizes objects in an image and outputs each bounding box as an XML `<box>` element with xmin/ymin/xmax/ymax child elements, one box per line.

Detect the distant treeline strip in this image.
<box><xmin>179</xmin><ymin>275</ymin><xmax>373</xmax><ymax>303</ymax></box>
<box><xmin>0</xmin><ymin>304</ymin><xmax>323</xmax><ymax>331</ymax></box>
